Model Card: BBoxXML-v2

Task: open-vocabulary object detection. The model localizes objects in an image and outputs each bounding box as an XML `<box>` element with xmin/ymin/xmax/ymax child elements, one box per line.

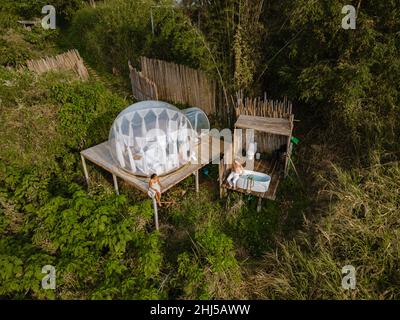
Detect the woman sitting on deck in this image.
<box><xmin>226</xmin><ymin>159</ymin><xmax>244</xmax><ymax>189</ymax></box>
<box><xmin>149</xmin><ymin>173</ymin><xmax>162</xmax><ymax>207</ymax></box>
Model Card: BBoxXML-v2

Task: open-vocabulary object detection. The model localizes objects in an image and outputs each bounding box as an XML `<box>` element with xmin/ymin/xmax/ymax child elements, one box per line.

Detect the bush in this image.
<box><xmin>22</xmin><ymin>26</ymin><xmax>60</xmax><ymax>49</ymax></box>
<box><xmin>51</xmin><ymin>81</ymin><xmax>126</xmax><ymax>150</ymax></box>
<box><xmin>176</xmin><ymin>226</ymin><xmax>243</xmax><ymax>299</ymax></box>
<box><xmin>67</xmin><ymin>0</ymin><xmax>212</xmax><ymax>76</ymax></box>
<box><xmin>0</xmin><ymin>39</ymin><xmax>32</xmax><ymax>67</ymax></box>
<box><xmin>0</xmin><ymin>67</ymin><xmax>127</xmax><ymax>186</ymax></box>
<box><xmin>0</xmin><ymin>68</ymin><xmax>168</xmax><ymax>299</ymax></box>
<box><xmin>0</xmin><ymin>12</ymin><xmax>18</xmax><ymax>29</ymax></box>
<box><xmin>0</xmin><ymin>0</ymin><xmax>83</xmax><ymax>22</ymax></box>
<box><xmin>1</xmin><ymin>181</ymin><xmax>164</xmax><ymax>299</ymax></box>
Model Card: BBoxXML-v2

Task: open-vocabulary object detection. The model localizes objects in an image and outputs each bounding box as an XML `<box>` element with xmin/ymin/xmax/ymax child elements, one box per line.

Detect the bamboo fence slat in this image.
<box><xmin>128</xmin><ymin>61</ymin><xmax>158</xmax><ymax>101</ymax></box>
<box><xmin>26</xmin><ymin>49</ymin><xmax>89</xmax><ymax>80</ymax></box>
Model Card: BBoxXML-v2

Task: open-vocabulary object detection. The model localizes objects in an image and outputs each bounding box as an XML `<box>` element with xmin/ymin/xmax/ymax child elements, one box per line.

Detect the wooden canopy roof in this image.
<box><xmin>235</xmin><ymin>114</ymin><xmax>292</xmax><ymax>137</ymax></box>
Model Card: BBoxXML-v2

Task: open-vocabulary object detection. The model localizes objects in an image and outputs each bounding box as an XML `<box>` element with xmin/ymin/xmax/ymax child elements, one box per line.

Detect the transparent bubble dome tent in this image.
<box><xmin>109</xmin><ymin>101</ymin><xmax>210</xmax><ymax>177</ymax></box>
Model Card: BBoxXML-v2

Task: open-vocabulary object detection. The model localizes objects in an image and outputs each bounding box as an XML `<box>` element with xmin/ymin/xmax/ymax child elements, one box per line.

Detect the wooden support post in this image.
<box><xmin>195</xmin><ymin>170</ymin><xmax>199</xmax><ymax>193</ymax></box>
<box><xmin>284</xmin><ymin>115</ymin><xmax>294</xmax><ymax>178</ymax></box>
<box><xmin>219</xmin><ymin>158</ymin><xmax>225</xmax><ymax>199</ymax></box>
<box><xmin>257</xmin><ymin>197</ymin><xmax>262</xmax><ymax>212</ymax></box>
<box><xmin>81</xmin><ymin>154</ymin><xmax>90</xmax><ymax>187</ymax></box>
<box><xmin>288</xmin><ymin>156</ymin><xmax>301</xmax><ymax>184</ymax></box>
<box><xmin>112</xmin><ymin>174</ymin><xmax>119</xmax><ymax>195</ymax></box>
<box><xmin>153</xmin><ymin>197</ymin><xmax>159</xmax><ymax>231</ymax></box>
<box><xmin>284</xmin><ymin>140</ymin><xmax>292</xmax><ymax>178</ymax></box>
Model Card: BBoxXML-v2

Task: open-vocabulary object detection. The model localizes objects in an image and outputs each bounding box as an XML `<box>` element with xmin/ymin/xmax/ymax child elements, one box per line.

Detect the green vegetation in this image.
<box><xmin>0</xmin><ymin>67</ymin><xmax>167</xmax><ymax>299</ymax></box>
<box><xmin>251</xmin><ymin>161</ymin><xmax>400</xmax><ymax>299</ymax></box>
<box><xmin>0</xmin><ymin>0</ymin><xmax>83</xmax><ymax>23</ymax></box>
<box><xmin>1</xmin><ymin>0</ymin><xmax>399</xmax><ymax>300</ymax></box>
<box><xmin>67</xmin><ymin>0</ymin><xmax>212</xmax><ymax>76</ymax></box>
<box><xmin>260</xmin><ymin>0</ymin><xmax>400</xmax><ymax>160</ymax></box>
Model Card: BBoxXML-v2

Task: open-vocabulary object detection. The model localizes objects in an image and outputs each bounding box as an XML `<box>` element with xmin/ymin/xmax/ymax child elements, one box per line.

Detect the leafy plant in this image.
<box><xmin>0</xmin><ymin>39</ymin><xmax>32</xmax><ymax>67</ymax></box>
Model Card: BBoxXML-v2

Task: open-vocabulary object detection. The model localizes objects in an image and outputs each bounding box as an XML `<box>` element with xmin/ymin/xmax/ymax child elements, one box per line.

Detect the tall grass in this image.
<box><xmin>250</xmin><ymin>158</ymin><xmax>400</xmax><ymax>299</ymax></box>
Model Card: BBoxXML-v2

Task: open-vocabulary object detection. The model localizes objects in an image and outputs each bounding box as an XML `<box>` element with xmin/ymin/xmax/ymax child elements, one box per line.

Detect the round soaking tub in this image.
<box><xmin>236</xmin><ymin>170</ymin><xmax>271</xmax><ymax>193</ymax></box>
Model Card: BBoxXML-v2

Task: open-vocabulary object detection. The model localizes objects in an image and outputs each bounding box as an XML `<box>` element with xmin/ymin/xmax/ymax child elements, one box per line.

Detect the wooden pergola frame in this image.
<box><xmin>234</xmin><ymin>114</ymin><xmax>294</xmax><ymax>177</ymax></box>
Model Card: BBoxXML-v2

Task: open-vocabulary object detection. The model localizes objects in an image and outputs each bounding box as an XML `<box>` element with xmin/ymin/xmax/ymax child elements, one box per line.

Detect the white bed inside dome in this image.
<box><xmin>108</xmin><ymin>101</ymin><xmax>210</xmax><ymax>177</ymax></box>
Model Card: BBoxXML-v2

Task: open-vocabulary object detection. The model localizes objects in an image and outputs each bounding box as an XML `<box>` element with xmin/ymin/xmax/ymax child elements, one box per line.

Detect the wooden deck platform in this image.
<box><xmin>81</xmin><ymin>134</ymin><xmax>225</xmax><ymax>231</ymax></box>
<box><xmin>80</xmin><ymin>134</ymin><xmax>224</xmax><ymax>195</ymax></box>
<box><xmin>221</xmin><ymin>158</ymin><xmax>281</xmax><ymax>200</ymax></box>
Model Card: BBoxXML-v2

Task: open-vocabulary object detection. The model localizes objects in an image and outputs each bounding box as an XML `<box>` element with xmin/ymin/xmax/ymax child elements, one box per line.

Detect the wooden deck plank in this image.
<box><xmin>238</xmin><ymin>114</ymin><xmax>291</xmax><ymax>124</ymax></box>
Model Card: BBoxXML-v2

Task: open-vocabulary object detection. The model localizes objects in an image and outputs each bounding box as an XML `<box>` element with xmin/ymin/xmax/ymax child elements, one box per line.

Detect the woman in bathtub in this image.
<box><xmin>226</xmin><ymin>159</ymin><xmax>244</xmax><ymax>189</ymax></box>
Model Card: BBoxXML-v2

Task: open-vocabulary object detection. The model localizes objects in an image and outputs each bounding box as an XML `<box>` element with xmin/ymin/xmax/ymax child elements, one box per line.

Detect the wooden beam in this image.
<box><xmin>235</xmin><ymin>114</ymin><xmax>292</xmax><ymax>136</ymax></box>
<box><xmin>112</xmin><ymin>174</ymin><xmax>119</xmax><ymax>195</ymax></box>
<box><xmin>153</xmin><ymin>197</ymin><xmax>159</xmax><ymax>231</ymax></box>
<box><xmin>257</xmin><ymin>198</ymin><xmax>262</xmax><ymax>212</ymax></box>
<box><xmin>284</xmin><ymin>115</ymin><xmax>294</xmax><ymax>177</ymax></box>
<box><xmin>81</xmin><ymin>154</ymin><xmax>90</xmax><ymax>187</ymax></box>
<box><xmin>284</xmin><ymin>141</ymin><xmax>291</xmax><ymax>177</ymax></box>
<box><xmin>17</xmin><ymin>20</ymin><xmax>40</xmax><ymax>26</ymax></box>
<box><xmin>195</xmin><ymin>170</ymin><xmax>199</xmax><ymax>193</ymax></box>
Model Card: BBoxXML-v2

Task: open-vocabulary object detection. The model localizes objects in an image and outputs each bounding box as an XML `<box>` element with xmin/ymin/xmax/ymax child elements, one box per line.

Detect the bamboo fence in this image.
<box><xmin>128</xmin><ymin>61</ymin><xmax>158</xmax><ymax>101</ymax></box>
<box><xmin>140</xmin><ymin>57</ymin><xmax>217</xmax><ymax>115</ymax></box>
<box><xmin>26</xmin><ymin>49</ymin><xmax>89</xmax><ymax>80</ymax></box>
<box><xmin>233</xmin><ymin>91</ymin><xmax>293</xmax><ymax>152</ymax></box>
<box><xmin>128</xmin><ymin>58</ymin><xmax>294</xmax><ymax>152</ymax></box>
